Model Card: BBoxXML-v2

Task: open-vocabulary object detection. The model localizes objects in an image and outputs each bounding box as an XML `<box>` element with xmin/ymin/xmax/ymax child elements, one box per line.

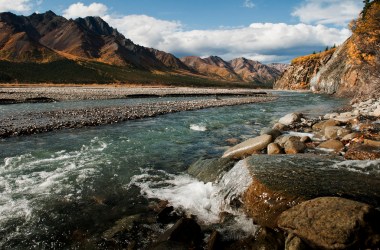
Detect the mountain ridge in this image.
<box><xmin>0</xmin><ymin>11</ymin><xmax>286</xmax><ymax>86</ymax></box>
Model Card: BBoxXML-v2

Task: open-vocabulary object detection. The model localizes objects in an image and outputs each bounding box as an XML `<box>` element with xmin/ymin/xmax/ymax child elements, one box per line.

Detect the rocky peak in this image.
<box><xmin>75</xmin><ymin>16</ymin><xmax>115</xmax><ymax>36</ymax></box>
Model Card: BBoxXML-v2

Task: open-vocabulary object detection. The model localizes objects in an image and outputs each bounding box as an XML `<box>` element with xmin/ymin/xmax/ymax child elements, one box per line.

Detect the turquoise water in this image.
<box><xmin>0</xmin><ymin>92</ymin><xmax>347</xmax><ymax>248</ymax></box>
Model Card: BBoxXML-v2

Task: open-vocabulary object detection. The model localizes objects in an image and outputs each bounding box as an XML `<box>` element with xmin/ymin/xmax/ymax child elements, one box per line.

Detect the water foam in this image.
<box><xmin>190</xmin><ymin>124</ymin><xmax>207</xmax><ymax>131</ymax></box>
<box><xmin>332</xmin><ymin>159</ymin><xmax>380</xmax><ymax>174</ymax></box>
<box><xmin>0</xmin><ymin>137</ymin><xmax>109</xmax><ymax>244</ymax></box>
<box><xmin>130</xmin><ymin>160</ymin><xmax>257</xmax><ymax>237</ymax></box>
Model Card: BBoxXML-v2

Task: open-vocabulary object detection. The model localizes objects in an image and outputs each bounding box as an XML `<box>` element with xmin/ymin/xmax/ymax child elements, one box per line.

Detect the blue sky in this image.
<box><xmin>0</xmin><ymin>0</ymin><xmax>364</xmax><ymax>63</ymax></box>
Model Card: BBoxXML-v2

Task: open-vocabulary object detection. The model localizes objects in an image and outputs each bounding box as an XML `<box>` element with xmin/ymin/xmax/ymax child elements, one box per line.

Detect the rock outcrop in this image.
<box><xmin>275</xmin><ymin>1</ymin><xmax>380</xmax><ymax>101</ymax></box>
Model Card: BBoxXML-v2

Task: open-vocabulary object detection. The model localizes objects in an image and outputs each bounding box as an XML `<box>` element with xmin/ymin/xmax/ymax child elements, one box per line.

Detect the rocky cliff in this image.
<box><xmin>275</xmin><ymin>0</ymin><xmax>380</xmax><ymax>101</ymax></box>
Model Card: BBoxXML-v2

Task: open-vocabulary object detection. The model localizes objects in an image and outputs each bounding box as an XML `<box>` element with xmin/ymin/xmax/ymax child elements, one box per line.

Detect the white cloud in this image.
<box><xmin>0</xmin><ymin>0</ymin><xmax>31</xmax><ymax>13</ymax></box>
<box><xmin>63</xmin><ymin>2</ymin><xmax>108</xmax><ymax>19</ymax></box>
<box><xmin>62</xmin><ymin>2</ymin><xmax>352</xmax><ymax>63</ymax></box>
<box><xmin>244</xmin><ymin>0</ymin><xmax>255</xmax><ymax>8</ymax></box>
<box><xmin>292</xmin><ymin>0</ymin><xmax>363</xmax><ymax>26</ymax></box>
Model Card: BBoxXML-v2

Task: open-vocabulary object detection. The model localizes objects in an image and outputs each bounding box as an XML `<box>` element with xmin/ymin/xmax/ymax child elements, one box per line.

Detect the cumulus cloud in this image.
<box><xmin>244</xmin><ymin>0</ymin><xmax>255</xmax><ymax>8</ymax></box>
<box><xmin>63</xmin><ymin>2</ymin><xmax>108</xmax><ymax>19</ymax></box>
<box><xmin>0</xmin><ymin>0</ymin><xmax>31</xmax><ymax>13</ymax></box>
<box><xmin>292</xmin><ymin>0</ymin><xmax>363</xmax><ymax>26</ymax></box>
<box><xmin>62</xmin><ymin>2</ymin><xmax>352</xmax><ymax>63</ymax></box>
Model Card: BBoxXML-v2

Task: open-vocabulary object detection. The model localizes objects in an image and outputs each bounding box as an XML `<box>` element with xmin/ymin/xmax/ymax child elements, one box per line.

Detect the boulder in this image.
<box><xmin>187</xmin><ymin>157</ymin><xmax>236</xmax><ymax>183</ymax></box>
<box><xmin>324</xmin><ymin>126</ymin><xmax>350</xmax><ymax>139</ymax></box>
<box><xmin>242</xmin><ymin>155</ymin><xmax>380</xmax><ymax>228</ymax></box>
<box><xmin>345</xmin><ymin>144</ymin><xmax>380</xmax><ymax>160</ymax></box>
<box><xmin>285</xmin><ymin>234</ymin><xmax>308</xmax><ymax>250</ymax></box>
<box><xmin>341</xmin><ymin>132</ymin><xmax>361</xmax><ymax>141</ymax></box>
<box><xmin>278</xmin><ymin>197</ymin><xmax>380</xmax><ymax>250</ymax></box>
<box><xmin>278</xmin><ymin>113</ymin><xmax>302</xmax><ymax>126</ymax></box>
<box><xmin>284</xmin><ymin>140</ymin><xmax>306</xmax><ymax>154</ymax></box>
<box><xmin>274</xmin><ymin>135</ymin><xmax>300</xmax><ymax>148</ymax></box>
<box><xmin>317</xmin><ymin>139</ymin><xmax>344</xmax><ymax>153</ymax></box>
<box><xmin>312</xmin><ymin>119</ymin><xmax>340</xmax><ymax>131</ymax></box>
<box><xmin>267</xmin><ymin>143</ymin><xmax>282</xmax><ymax>155</ymax></box>
<box><xmin>374</xmin><ymin>106</ymin><xmax>380</xmax><ymax>117</ymax></box>
<box><xmin>272</xmin><ymin>122</ymin><xmax>287</xmax><ymax>131</ymax></box>
<box><xmin>260</xmin><ymin>128</ymin><xmax>282</xmax><ymax>140</ymax></box>
<box><xmin>364</xmin><ymin>139</ymin><xmax>380</xmax><ymax>147</ymax></box>
<box><xmin>222</xmin><ymin>134</ymin><xmax>272</xmax><ymax>159</ymax></box>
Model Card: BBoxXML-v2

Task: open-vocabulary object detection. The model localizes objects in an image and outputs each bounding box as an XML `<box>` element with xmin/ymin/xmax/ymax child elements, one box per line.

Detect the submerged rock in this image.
<box><xmin>222</xmin><ymin>134</ymin><xmax>272</xmax><ymax>159</ymax></box>
<box><xmin>241</xmin><ymin>155</ymin><xmax>380</xmax><ymax>228</ymax></box>
<box><xmin>278</xmin><ymin>197</ymin><xmax>380</xmax><ymax>250</ymax></box>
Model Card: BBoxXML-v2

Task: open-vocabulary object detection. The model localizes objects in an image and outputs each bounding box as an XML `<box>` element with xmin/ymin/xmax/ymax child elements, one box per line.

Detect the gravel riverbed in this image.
<box><xmin>0</xmin><ymin>89</ymin><xmax>276</xmax><ymax>138</ymax></box>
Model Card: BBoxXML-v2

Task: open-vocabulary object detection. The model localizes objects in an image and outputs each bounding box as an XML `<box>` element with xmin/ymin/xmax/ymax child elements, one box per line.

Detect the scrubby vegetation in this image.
<box><xmin>291</xmin><ymin>48</ymin><xmax>336</xmax><ymax>65</ymax></box>
<box><xmin>0</xmin><ymin>59</ymin><xmax>260</xmax><ymax>88</ymax></box>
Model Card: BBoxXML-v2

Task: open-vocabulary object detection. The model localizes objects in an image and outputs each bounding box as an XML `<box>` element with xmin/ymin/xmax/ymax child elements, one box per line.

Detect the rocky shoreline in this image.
<box><xmin>0</xmin><ymin>96</ymin><xmax>276</xmax><ymax>138</ymax></box>
<box><xmin>139</xmin><ymin>97</ymin><xmax>380</xmax><ymax>249</ymax></box>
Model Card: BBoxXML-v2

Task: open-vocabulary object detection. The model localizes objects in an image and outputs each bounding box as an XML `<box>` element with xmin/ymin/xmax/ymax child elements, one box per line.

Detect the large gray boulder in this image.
<box><xmin>278</xmin><ymin>197</ymin><xmax>380</xmax><ymax>249</ymax></box>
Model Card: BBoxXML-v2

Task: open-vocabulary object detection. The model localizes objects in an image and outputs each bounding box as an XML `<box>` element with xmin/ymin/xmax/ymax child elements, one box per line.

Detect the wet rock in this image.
<box><xmin>299</xmin><ymin>136</ymin><xmax>311</xmax><ymax>143</ymax></box>
<box><xmin>345</xmin><ymin>144</ymin><xmax>380</xmax><ymax>160</ymax></box>
<box><xmin>222</xmin><ymin>134</ymin><xmax>273</xmax><ymax>159</ymax></box>
<box><xmin>267</xmin><ymin>143</ymin><xmax>282</xmax><ymax>155</ymax></box>
<box><xmin>324</xmin><ymin>126</ymin><xmax>351</xmax><ymax>139</ymax></box>
<box><xmin>278</xmin><ymin>197</ymin><xmax>380</xmax><ymax>250</ymax></box>
<box><xmin>284</xmin><ymin>139</ymin><xmax>306</xmax><ymax>154</ymax></box>
<box><xmin>317</xmin><ymin>139</ymin><xmax>344</xmax><ymax>153</ymax></box>
<box><xmin>251</xmin><ymin>227</ymin><xmax>285</xmax><ymax>250</ymax></box>
<box><xmin>206</xmin><ymin>230</ymin><xmax>222</xmax><ymax>250</ymax></box>
<box><xmin>102</xmin><ymin>214</ymin><xmax>141</xmax><ymax>240</ymax></box>
<box><xmin>225</xmin><ymin>138</ymin><xmax>240</xmax><ymax>145</ymax></box>
<box><xmin>260</xmin><ymin>128</ymin><xmax>282</xmax><ymax>140</ymax></box>
<box><xmin>242</xmin><ymin>155</ymin><xmax>380</xmax><ymax>228</ymax></box>
<box><xmin>278</xmin><ymin>113</ymin><xmax>302</xmax><ymax>126</ymax></box>
<box><xmin>374</xmin><ymin>106</ymin><xmax>380</xmax><ymax>117</ymax></box>
<box><xmin>341</xmin><ymin>132</ymin><xmax>361</xmax><ymax>141</ymax></box>
<box><xmin>187</xmin><ymin>157</ymin><xmax>236</xmax><ymax>183</ymax></box>
<box><xmin>154</xmin><ymin>218</ymin><xmax>203</xmax><ymax>249</ymax></box>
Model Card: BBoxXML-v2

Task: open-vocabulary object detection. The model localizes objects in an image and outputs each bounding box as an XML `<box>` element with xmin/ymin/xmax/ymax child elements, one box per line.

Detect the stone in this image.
<box><xmin>317</xmin><ymin>139</ymin><xmax>344</xmax><ymax>153</ymax></box>
<box><xmin>324</xmin><ymin>126</ymin><xmax>350</xmax><ymax>139</ymax></box>
<box><xmin>272</xmin><ymin>122</ymin><xmax>287</xmax><ymax>131</ymax></box>
<box><xmin>267</xmin><ymin>143</ymin><xmax>282</xmax><ymax>155</ymax></box>
<box><xmin>242</xmin><ymin>155</ymin><xmax>380</xmax><ymax>228</ymax></box>
<box><xmin>274</xmin><ymin>135</ymin><xmax>300</xmax><ymax>148</ymax></box>
<box><xmin>364</xmin><ymin>139</ymin><xmax>380</xmax><ymax>147</ymax></box>
<box><xmin>260</xmin><ymin>128</ymin><xmax>282</xmax><ymax>140</ymax></box>
<box><xmin>278</xmin><ymin>197</ymin><xmax>380</xmax><ymax>250</ymax></box>
<box><xmin>222</xmin><ymin>134</ymin><xmax>273</xmax><ymax>159</ymax></box>
<box><xmin>284</xmin><ymin>140</ymin><xmax>306</xmax><ymax>154</ymax></box>
<box><xmin>102</xmin><ymin>214</ymin><xmax>141</xmax><ymax>240</ymax></box>
<box><xmin>341</xmin><ymin>132</ymin><xmax>361</xmax><ymax>141</ymax></box>
<box><xmin>312</xmin><ymin>119</ymin><xmax>340</xmax><ymax>131</ymax></box>
<box><xmin>251</xmin><ymin>227</ymin><xmax>285</xmax><ymax>250</ymax></box>
<box><xmin>225</xmin><ymin>138</ymin><xmax>240</xmax><ymax>145</ymax></box>
<box><xmin>374</xmin><ymin>106</ymin><xmax>380</xmax><ymax>117</ymax></box>
<box><xmin>206</xmin><ymin>230</ymin><xmax>221</xmax><ymax>250</ymax></box>
<box><xmin>345</xmin><ymin>144</ymin><xmax>380</xmax><ymax>160</ymax></box>
<box><xmin>278</xmin><ymin>113</ymin><xmax>302</xmax><ymax>126</ymax></box>
<box><xmin>285</xmin><ymin>234</ymin><xmax>308</xmax><ymax>250</ymax></box>
<box><xmin>187</xmin><ymin>157</ymin><xmax>236</xmax><ymax>183</ymax></box>
<box><xmin>155</xmin><ymin>218</ymin><xmax>203</xmax><ymax>248</ymax></box>
<box><xmin>299</xmin><ymin>136</ymin><xmax>311</xmax><ymax>143</ymax></box>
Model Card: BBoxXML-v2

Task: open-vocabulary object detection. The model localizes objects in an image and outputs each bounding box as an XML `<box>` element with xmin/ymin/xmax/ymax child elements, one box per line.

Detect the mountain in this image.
<box><xmin>275</xmin><ymin>0</ymin><xmax>380</xmax><ymax>101</ymax></box>
<box><xmin>181</xmin><ymin>56</ymin><xmax>284</xmax><ymax>85</ymax></box>
<box><xmin>0</xmin><ymin>11</ymin><xmax>284</xmax><ymax>87</ymax></box>
<box><xmin>229</xmin><ymin>57</ymin><xmax>282</xmax><ymax>84</ymax></box>
<box><xmin>180</xmin><ymin>56</ymin><xmax>241</xmax><ymax>81</ymax></box>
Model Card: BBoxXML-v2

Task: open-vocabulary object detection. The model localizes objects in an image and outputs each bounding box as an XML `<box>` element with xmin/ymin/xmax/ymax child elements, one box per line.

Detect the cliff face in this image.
<box><xmin>274</xmin><ymin>49</ymin><xmax>335</xmax><ymax>90</ymax></box>
<box><xmin>275</xmin><ymin>1</ymin><xmax>380</xmax><ymax>101</ymax></box>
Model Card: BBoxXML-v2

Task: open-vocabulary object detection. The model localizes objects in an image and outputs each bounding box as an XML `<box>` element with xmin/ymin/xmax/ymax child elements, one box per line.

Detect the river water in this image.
<box><xmin>0</xmin><ymin>91</ymin><xmax>347</xmax><ymax>248</ymax></box>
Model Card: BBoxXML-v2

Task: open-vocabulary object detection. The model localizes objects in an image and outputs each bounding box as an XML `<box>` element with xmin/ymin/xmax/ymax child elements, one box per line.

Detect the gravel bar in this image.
<box><xmin>0</xmin><ymin>96</ymin><xmax>277</xmax><ymax>138</ymax></box>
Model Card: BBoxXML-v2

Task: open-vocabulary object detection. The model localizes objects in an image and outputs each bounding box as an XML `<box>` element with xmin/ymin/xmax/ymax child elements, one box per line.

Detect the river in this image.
<box><xmin>0</xmin><ymin>91</ymin><xmax>347</xmax><ymax>248</ymax></box>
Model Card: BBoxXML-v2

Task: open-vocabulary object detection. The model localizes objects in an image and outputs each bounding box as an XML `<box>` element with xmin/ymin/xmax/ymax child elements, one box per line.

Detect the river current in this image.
<box><xmin>0</xmin><ymin>91</ymin><xmax>347</xmax><ymax>248</ymax></box>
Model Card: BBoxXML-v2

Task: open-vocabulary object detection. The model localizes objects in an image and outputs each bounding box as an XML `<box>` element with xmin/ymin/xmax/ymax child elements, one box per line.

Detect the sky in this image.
<box><xmin>0</xmin><ymin>0</ymin><xmax>364</xmax><ymax>63</ymax></box>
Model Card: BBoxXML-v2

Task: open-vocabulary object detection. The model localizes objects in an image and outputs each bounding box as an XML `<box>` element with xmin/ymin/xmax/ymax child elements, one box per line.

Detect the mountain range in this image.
<box><xmin>0</xmin><ymin>11</ymin><xmax>287</xmax><ymax>86</ymax></box>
